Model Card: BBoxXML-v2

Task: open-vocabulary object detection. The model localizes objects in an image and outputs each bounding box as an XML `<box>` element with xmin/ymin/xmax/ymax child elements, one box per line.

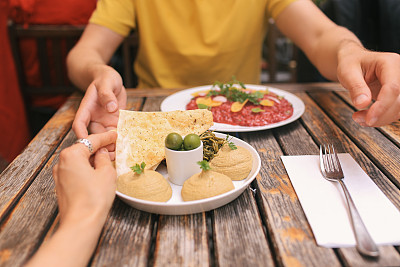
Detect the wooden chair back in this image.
<box><xmin>7</xmin><ymin>21</ymin><xmax>84</xmax><ymax>96</ymax></box>
<box><xmin>7</xmin><ymin>21</ymin><xmax>139</xmax><ymax>135</ymax></box>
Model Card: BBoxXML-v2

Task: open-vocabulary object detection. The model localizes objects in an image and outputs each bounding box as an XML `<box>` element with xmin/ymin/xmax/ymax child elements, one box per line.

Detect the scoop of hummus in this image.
<box><xmin>209</xmin><ymin>144</ymin><xmax>252</xmax><ymax>180</ymax></box>
<box><xmin>181</xmin><ymin>170</ymin><xmax>234</xmax><ymax>201</ymax></box>
<box><xmin>117</xmin><ymin>170</ymin><xmax>172</xmax><ymax>202</ymax></box>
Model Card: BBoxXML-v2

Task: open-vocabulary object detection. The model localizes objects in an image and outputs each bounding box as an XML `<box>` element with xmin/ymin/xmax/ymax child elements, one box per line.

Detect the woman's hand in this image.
<box><xmin>53</xmin><ymin>130</ymin><xmax>118</xmax><ymax>226</ymax></box>
<box><xmin>26</xmin><ymin>131</ymin><xmax>118</xmax><ymax>267</ymax></box>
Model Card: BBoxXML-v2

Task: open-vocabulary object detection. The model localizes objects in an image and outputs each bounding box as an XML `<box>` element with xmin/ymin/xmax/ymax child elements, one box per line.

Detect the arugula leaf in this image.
<box><xmin>207</xmin><ymin>77</ymin><xmax>263</xmax><ymax>104</ymax></box>
<box><xmin>130</xmin><ymin>162</ymin><xmax>146</xmax><ymax>174</ymax></box>
<box><xmin>197</xmin><ymin>103</ymin><xmax>209</xmax><ymax>109</ymax></box>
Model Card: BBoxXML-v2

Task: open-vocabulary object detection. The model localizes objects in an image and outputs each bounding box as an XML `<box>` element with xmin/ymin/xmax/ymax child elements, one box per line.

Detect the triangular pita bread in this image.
<box><xmin>116</xmin><ymin>109</ymin><xmax>213</xmax><ymax>176</ymax></box>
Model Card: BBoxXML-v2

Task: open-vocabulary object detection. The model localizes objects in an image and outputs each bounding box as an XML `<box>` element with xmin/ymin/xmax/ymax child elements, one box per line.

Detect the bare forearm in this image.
<box><xmin>67</xmin><ymin>47</ymin><xmax>110</xmax><ymax>91</ymax></box>
<box><xmin>306</xmin><ymin>26</ymin><xmax>363</xmax><ymax>81</ymax></box>
<box><xmin>66</xmin><ymin>24</ymin><xmax>125</xmax><ymax>91</ymax></box>
<box><xmin>26</xmin><ymin>214</ymin><xmax>106</xmax><ymax>267</ymax></box>
<box><xmin>275</xmin><ymin>0</ymin><xmax>364</xmax><ymax>81</ymax></box>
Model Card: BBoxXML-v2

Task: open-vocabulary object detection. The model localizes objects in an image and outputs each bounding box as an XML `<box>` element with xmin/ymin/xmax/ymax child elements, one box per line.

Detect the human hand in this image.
<box><xmin>337</xmin><ymin>42</ymin><xmax>400</xmax><ymax>127</ymax></box>
<box><xmin>72</xmin><ymin>65</ymin><xmax>127</xmax><ymax>138</ymax></box>
<box><xmin>53</xmin><ymin>131</ymin><xmax>117</xmax><ymax>227</ymax></box>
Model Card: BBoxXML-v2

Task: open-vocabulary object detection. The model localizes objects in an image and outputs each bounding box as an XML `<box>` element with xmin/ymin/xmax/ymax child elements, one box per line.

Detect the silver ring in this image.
<box><xmin>75</xmin><ymin>138</ymin><xmax>93</xmax><ymax>154</ymax></box>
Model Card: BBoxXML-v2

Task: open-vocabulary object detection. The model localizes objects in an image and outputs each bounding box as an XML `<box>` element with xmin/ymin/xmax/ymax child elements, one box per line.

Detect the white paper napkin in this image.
<box><xmin>281</xmin><ymin>154</ymin><xmax>400</xmax><ymax>248</ymax></box>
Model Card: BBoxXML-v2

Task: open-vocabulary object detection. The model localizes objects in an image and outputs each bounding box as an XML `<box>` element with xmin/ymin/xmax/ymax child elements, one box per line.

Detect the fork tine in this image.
<box><xmin>325</xmin><ymin>144</ymin><xmax>334</xmax><ymax>173</ymax></box>
<box><xmin>331</xmin><ymin>144</ymin><xmax>343</xmax><ymax>174</ymax></box>
<box><xmin>319</xmin><ymin>145</ymin><xmax>325</xmax><ymax>174</ymax></box>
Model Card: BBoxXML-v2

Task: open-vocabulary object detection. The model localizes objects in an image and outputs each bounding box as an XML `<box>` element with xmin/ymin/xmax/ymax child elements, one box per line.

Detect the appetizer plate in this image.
<box><xmin>116</xmin><ymin>133</ymin><xmax>261</xmax><ymax>215</ymax></box>
<box><xmin>160</xmin><ymin>84</ymin><xmax>305</xmax><ymax>132</ymax></box>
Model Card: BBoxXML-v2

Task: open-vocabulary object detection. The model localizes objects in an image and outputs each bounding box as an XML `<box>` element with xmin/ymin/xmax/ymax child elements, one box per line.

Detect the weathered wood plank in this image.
<box><xmin>0</xmin><ymin>130</ymin><xmax>76</xmax><ymax>267</ymax></box>
<box><xmin>90</xmin><ymin>200</ymin><xmax>154</xmax><ymax>267</ymax></box>
<box><xmin>296</xmin><ymin>92</ymin><xmax>400</xmax><ymax>266</ymax></box>
<box><xmin>335</xmin><ymin>91</ymin><xmax>400</xmax><ymax>147</ymax></box>
<box><xmin>0</xmin><ymin>98</ymin><xmax>79</xmax><ymax>223</ymax></box>
<box><xmin>308</xmin><ymin>91</ymin><xmax>400</xmax><ymax>188</ymax></box>
<box><xmin>213</xmin><ymin>190</ymin><xmax>274</xmax><ymax>266</ymax></box>
<box><xmin>124</xmin><ymin>82</ymin><xmax>345</xmax><ymax>98</ymax></box>
<box><xmin>141</xmin><ymin>96</ymin><xmax>164</xmax><ymax>112</ymax></box>
<box><xmin>126</xmin><ymin>96</ymin><xmax>143</xmax><ymax>111</ymax></box>
<box><xmin>262</xmin><ymin>82</ymin><xmax>345</xmax><ymax>93</ymax></box>
<box><xmin>126</xmin><ymin>88</ymin><xmax>183</xmax><ymax>98</ymax></box>
<box><xmin>241</xmin><ymin>129</ymin><xmax>341</xmax><ymax>267</ymax></box>
<box><xmin>154</xmin><ymin>214</ymin><xmax>210</xmax><ymax>267</ymax></box>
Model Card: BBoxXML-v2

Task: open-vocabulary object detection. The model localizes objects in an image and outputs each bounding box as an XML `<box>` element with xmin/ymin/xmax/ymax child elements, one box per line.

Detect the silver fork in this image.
<box><xmin>319</xmin><ymin>144</ymin><xmax>379</xmax><ymax>257</ymax></box>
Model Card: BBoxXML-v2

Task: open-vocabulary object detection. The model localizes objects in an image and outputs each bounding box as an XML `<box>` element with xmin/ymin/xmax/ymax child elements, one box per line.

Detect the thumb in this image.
<box><xmin>96</xmin><ymin>84</ymin><xmax>119</xmax><ymax>113</ymax></box>
<box><xmin>338</xmin><ymin>68</ymin><xmax>372</xmax><ymax>109</ymax></box>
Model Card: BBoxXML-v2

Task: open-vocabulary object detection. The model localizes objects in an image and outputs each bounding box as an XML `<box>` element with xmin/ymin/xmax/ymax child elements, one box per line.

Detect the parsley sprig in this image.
<box><xmin>197</xmin><ymin>160</ymin><xmax>212</xmax><ymax>171</ymax></box>
<box><xmin>225</xmin><ymin>135</ymin><xmax>237</xmax><ymax>150</ymax></box>
<box><xmin>130</xmin><ymin>162</ymin><xmax>146</xmax><ymax>174</ymax></box>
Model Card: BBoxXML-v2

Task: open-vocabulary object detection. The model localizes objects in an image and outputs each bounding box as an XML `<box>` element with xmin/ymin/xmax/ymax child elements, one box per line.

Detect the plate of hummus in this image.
<box><xmin>160</xmin><ymin>84</ymin><xmax>305</xmax><ymax>132</ymax></box>
<box><xmin>116</xmin><ymin>132</ymin><xmax>261</xmax><ymax>215</ymax></box>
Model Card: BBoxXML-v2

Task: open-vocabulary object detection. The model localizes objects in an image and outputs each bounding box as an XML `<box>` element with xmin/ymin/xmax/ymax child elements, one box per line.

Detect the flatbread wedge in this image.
<box><xmin>116</xmin><ymin>109</ymin><xmax>213</xmax><ymax>177</ymax></box>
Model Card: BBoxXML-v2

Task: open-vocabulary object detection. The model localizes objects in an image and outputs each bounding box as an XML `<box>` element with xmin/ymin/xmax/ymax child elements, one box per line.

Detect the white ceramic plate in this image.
<box><xmin>116</xmin><ymin>133</ymin><xmax>261</xmax><ymax>215</ymax></box>
<box><xmin>160</xmin><ymin>84</ymin><xmax>305</xmax><ymax>132</ymax></box>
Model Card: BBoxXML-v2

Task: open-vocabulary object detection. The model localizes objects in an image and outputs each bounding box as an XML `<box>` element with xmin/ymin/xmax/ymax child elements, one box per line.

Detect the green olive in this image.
<box><xmin>165</xmin><ymin>133</ymin><xmax>183</xmax><ymax>150</ymax></box>
<box><xmin>183</xmin><ymin>134</ymin><xmax>201</xmax><ymax>150</ymax></box>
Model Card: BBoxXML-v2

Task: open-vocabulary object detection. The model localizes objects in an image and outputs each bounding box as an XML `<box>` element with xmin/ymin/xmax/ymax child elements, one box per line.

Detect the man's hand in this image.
<box><xmin>337</xmin><ymin>41</ymin><xmax>400</xmax><ymax>127</ymax></box>
<box><xmin>72</xmin><ymin>65</ymin><xmax>126</xmax><ymax>139</ymax></box>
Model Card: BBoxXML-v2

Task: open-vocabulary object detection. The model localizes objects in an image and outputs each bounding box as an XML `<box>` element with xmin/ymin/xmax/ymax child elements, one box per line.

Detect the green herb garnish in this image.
<box><xmin>225</xmin><ymin>135</ymin><xmax>237</xmax><ymax>150</ymax></box>
<box><xmin>251</xmin><ymin>108</ymin><xmax>265</xmax><ymax>113</ymax></box>
<box><xmin>197</xmin><ymin>103</ymin><xmax>210</xmax><ymax>109</ymax></box>
<box><xmin>197</xmin><ymin>160</ymin><xmax>211</xmax><ymax>171</ymax></box>
<box><xmin>130</xmin><ymin>162</ymin><xmax>146</xmax><ymax>174</ymax></box>
<box><xmin>208</xmin><ymin>77</ymin><xmax>264</xmax><ymax>105</ymax></box>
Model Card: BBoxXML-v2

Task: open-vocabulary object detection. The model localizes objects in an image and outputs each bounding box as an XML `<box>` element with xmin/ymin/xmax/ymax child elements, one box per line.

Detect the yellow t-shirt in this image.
<box><xmin>90</xmin><ymin>0</ymin><xmax>297</xmax><ymax>88</ymax></box>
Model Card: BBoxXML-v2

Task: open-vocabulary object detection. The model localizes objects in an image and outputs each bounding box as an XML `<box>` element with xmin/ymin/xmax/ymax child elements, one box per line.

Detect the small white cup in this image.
<box><xmin>165</xmin><ymin>142</ymin><xmax>203</xmax><ymax>185</ymax></box>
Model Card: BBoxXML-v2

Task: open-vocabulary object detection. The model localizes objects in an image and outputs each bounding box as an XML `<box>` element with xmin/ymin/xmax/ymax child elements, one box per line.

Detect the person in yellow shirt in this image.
<box><xmin>68</xmin><ymin>0</ymin><xmax>400</xmax><ymax>143</ymax></box>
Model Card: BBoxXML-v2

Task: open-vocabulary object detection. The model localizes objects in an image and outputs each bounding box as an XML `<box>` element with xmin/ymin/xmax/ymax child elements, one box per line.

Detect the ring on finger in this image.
<box><xmin>75</xmin><ymin>138</ymin><xmax>94</xmax><ymax>154</ymax></box>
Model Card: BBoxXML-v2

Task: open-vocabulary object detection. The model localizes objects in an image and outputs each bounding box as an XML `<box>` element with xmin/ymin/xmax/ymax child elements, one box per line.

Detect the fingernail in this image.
<box><xmin>106</xmin><ymin>101</ymin><xmax>117</xmax><ymax>112</ymax></box>
<box><xmin>353</xmin><ymin>116</ymin><xmax>365</xmax><ymax>124</ymax></box>
<box><xmin>367</xmin><ymin>117</ymin><xmax>377</xmax><ymax>126</ymax></box>
<box><xmin>99</xmin><ymin>148</ymin><xmax>108</xmax><ymax>154</ymax></box>
<box><xmin>354</xmin><ymin>94</ymin><xmax>368</xmax><ymax>106</ymax></box>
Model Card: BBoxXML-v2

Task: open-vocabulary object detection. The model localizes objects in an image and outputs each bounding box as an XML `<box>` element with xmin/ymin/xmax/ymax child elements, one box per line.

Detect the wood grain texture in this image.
<box><xmin>141</xmin><ymin>96</ymin><xmax>164</xmax><ymax>112</ymax></box>
<box><xmin>241</xmin><ymin>130</ymin><xmax>340</xmax><ymax>267</ymax></box>
<box><xmin>213</xmin><ymin>190</ymin><xmax>274</xmax><ymax>266</ymax></box>
<box><xmin>308</xmin><ymin>91</ymin><xmax>400</xmax><ymax>188</ymax></box>
<box><xmin>126</xmin><ymin>97</ymin><xmax>143</xmax><ymax>111</ymax></box>
<box><xmin>90</xmin><ymin>200</ymin><xmax>154</xmax><ymax>267</ymax></box>
<box><xmin>335</xmin><ymin>91</ymin><xmax>400</xmax><ymax>147</ymax></box>
<box><xmin>0</xmin><ymin>99</ymin><xmax>79</xmax><ymax>223</ymax></box>
<box><xmin>0</xmin><ymin>130</ymin><xmax>76</xmax><ymax>267</ymax></box>
<box><xmin>154</xmin><ymin>214</ymin><xmax>209</xmax><ymax>267</ymax></box>
<box><xmin>1</xmin><ymin>84</ymin><xmax>399</xmax><ymax>267</ymax></box>
<box><xmin>297</xmin><ymin>92</ymin><xmax>400</xmax><ymax>266</ymax></box>
<box><xmin>300</xmin><ymin>91</ymin><xmax>400</xmax><ymax>207</ymax></box>
<box><xmin>124</xmin><ymin>82</ymin><xmax>345</xmax><ymax>95</ymax></box>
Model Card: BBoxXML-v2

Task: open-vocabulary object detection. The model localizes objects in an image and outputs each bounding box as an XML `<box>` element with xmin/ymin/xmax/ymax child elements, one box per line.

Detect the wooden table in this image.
<box><xmin>1</xmin><ymin>83</ymin><xmax>400</xmax><ymax>266</ymax></box>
